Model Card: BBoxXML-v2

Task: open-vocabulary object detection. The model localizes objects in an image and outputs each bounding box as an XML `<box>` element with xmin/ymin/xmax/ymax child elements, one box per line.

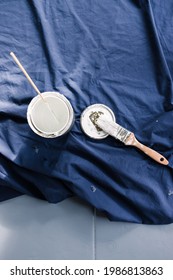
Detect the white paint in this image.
<box><xmin>32</xmin><ymin>96</ymin><xmax>69</xmax><ymax>133</ymax></box>
<box><xmin>168</xmin><ymin>190</ymin><xmax>173</xmax><ymax>196</ymax></box>
<box><xmin>90</xmin><ymin>185</ymin><xmax>97</xmax><ymax>192</ymax></box>
<box><xmin>27</xmin><ymin>92</ymin><xmax>74</xmax><ymax>138</ymax></box>
<box><xmin>80</xmin><ymin>104</ymin><xmax>115</xmax><ymax>139</ymax></box>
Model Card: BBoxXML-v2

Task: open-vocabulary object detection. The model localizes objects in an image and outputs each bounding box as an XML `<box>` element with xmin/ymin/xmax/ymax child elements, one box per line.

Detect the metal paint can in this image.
<box><xmin>27</xmin><ymin>92</ymin><xmax>74</xmax><ymax>138</ymax></box>
<box><xmin>80</xmin><ymin>103</ymin><xmax>115</xmax><ymax>139</ymax></box>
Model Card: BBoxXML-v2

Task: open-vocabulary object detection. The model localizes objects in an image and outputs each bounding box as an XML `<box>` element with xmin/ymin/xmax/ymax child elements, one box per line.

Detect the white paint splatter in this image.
<box><xmin>90</xmin><ymin>185</ymin><xmax>97</xmax><ymax>192</ymax></box>
<box><xmin>34</xmin><ymin>146</ymin><xmax>39</xmax><ymax>154</ymax></box>
<box><xmin>168</xmin><ymin>190</ymin><xmax>173</xmax><ymax>196</ymax></box>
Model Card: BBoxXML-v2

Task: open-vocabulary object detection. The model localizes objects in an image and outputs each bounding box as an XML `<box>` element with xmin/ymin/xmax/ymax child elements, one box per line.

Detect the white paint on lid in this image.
<box><xmin>80</xmin><ymin>104</ymin><xmax>115</xmax><ymax>139</ymax></box>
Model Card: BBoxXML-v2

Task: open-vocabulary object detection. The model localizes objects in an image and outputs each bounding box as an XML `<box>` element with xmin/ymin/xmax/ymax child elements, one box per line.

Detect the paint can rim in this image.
<box><xmin>27</xmin><ymin>91</ymin><xmax>74</xmax><ymax>138</ymax></box>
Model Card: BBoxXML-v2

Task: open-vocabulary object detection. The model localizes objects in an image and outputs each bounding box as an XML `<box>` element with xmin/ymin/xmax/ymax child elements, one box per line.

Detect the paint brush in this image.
<box><xmin>90</xmin><ymin>112</ymin><xmax>169</xmax><ymax>165</ymax></box>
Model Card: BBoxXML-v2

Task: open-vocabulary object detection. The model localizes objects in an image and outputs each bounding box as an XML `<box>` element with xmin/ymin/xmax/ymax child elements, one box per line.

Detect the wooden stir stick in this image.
<box><xmin>10</xmin><ymin>52</ymin><xmax>59</xmax><ymax>125</ymax></box>
<box><xmin>10</xmin><ymin>52</ymin><xmax>44</xmax><ymax>101</ymax></box>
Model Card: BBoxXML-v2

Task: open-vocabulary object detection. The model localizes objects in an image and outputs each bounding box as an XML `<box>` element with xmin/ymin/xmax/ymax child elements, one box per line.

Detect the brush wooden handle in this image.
<box><xmin>127</xmin><ymin>134</ymin><xmax>169</xmax><ymax>165</ymax></box>
<box><xmin>95</xmin><ymin>116</ymin><xmax>169</xmax><ymax>165</ymax></box>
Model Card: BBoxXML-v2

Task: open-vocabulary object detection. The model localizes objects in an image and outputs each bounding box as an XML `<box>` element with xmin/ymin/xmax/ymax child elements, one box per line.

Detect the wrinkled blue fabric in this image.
<box><xmin>0</xmin><ymin>0</ymin><xmax>173</xmax><ymax>224</ymax></box>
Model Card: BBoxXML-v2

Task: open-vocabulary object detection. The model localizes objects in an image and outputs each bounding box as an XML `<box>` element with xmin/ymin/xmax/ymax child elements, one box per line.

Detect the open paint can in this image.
<box><xmin>27</xmin><ymin>92</ymin><xmax>74</xmax><ymax>138</ymax></box>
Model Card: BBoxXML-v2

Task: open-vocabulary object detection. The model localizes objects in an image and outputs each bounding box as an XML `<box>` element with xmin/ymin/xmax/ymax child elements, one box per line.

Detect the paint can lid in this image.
<box><xmin>80</xmin><ymin>104</ymin><xmax>115</xmax><ymax>139</ymax></box>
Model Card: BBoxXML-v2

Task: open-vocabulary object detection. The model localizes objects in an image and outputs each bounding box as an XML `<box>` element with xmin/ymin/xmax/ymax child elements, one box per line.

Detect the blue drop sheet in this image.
<box><xmin>0</xmin><ymin>0</ymin><xmax>173</xmax><ymax>224</ymax></box>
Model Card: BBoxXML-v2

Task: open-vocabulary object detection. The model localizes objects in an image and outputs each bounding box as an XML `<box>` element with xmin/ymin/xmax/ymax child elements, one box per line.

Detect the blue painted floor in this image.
<box><xmin>0</xmin><ymin>196</ymin><xmax>173</xmax><ymax>260</ymax></box>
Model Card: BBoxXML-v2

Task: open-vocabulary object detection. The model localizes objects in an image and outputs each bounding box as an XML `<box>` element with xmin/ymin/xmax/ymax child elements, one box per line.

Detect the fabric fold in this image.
<box><xmin>0</xmin><ymin>0</ymin><xmax>173</xmax><ymax>224</ymax></box>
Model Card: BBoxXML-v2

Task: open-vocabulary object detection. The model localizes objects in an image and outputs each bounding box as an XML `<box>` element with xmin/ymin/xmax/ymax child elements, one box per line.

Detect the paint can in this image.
<box><xmin>27</xmin><ymin>92</ymin><xmax>74</xmax><ymax>138</ymax></box>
